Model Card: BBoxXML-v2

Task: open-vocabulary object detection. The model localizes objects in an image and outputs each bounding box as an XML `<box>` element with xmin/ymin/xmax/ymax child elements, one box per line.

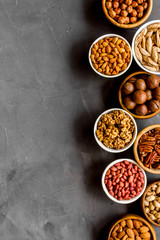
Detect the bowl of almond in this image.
<box><xmin>132</xmin><ymin>20</ymin><xmax>160</xmax><ymax>75</ymax></box>
<box><xmin>108</xmin><ymin>214</ymin><xmax>156</xmax><ymax>240</ymax></box>
<box><xmin>89</xmin><ymin>34</ymin><xmax>132</xmax><ymax>78</ymax></box>
<box><xmin>133</xmin><ymin>124</ymin><xmax>160</xmax><ymax>174</ymax></box>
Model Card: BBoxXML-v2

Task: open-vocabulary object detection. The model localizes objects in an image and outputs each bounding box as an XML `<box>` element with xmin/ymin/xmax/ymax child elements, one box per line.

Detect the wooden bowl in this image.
<box><xmin>133</xmin><ymin>124</ymin><xmax>160</xmax><ymax>174</ymax></box>
<box><xmin>141</xmin><ymin>180</ymin><xmax>160</xmax><ymax>227</ymax></box>
<box><xmin>102</xmin><ymin>0</ymin><xmax>153</xmax><ymax>29</ymax></box>
<box><xmin>119</xmin><ymin>71</ymin><xmax>160</xmax><ymax>119</ymax></box>
<box><xmin>108</xmin><ymin>214</ymin><xmax>156</xmax><ymax>240</ymax></box>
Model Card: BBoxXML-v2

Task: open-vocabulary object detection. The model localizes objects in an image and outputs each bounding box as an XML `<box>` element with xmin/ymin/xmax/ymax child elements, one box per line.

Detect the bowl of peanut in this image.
<box><xmin>133</xmin><ymin>124</ymin><xmax>160</xmax><ymax>174</ymax></box>
<box><xmin>94</xmin><ymin>108</ymin><xmax>137</xmax><ymax>153</ymax></box>
<box><xmin>102</xmin><ymin>0</ymin><xmax>153</xmax><ymax>29</ymax></box>
<box><xmin>141</xmin><ymin>180</ymin><xmax>160</xmax><ymax>227</ymax></box>
<box><xmin>89</xmin><ymin>34</ymin><xmax>132</xmax><ymax>78</ymax></box>
<box><xmin>132</xmin><ymin>20</ymin><xmax>160</xmax><ymax>75</ymax></box>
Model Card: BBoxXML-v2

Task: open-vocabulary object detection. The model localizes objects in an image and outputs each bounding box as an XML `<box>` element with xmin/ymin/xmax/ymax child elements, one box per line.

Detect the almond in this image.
<box><xmin>120</xmin><ymin>220</ymin><xmax>126</xmax><ymax>227</ymax></box>
<box><xmin>126</xmin><ymin>228</ymin><xmax>134</xmax><ymax>238</ymax></box>
<box><xmin>127</xmin><ymin>220</ymin><xmax>133</xmax><ymax>229</ymax></box>
<box><xmin>133</xmin><ymin>220</ymin><xmax>140</xmax><ymax>229</ymax></box>
<box><xmin>140</xmin><ymin>226</ymin><xmax>149</xmax><ymax>233</ymax></box>
<box><xmin>118</xmin><ymin>231</ymin><xmax>125</xmax><ymax>239</ymax></box>
<box><xmin>140</xmin><ymin>232</ymin><xmax>151</xmax><ymax>238</ymax></box>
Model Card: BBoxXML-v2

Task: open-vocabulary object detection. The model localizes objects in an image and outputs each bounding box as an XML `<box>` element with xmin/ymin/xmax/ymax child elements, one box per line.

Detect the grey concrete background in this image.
<box><xmin>0</xmin><ymin>0</ymin><xmax>159</xmax><ymax>239</ymax></box>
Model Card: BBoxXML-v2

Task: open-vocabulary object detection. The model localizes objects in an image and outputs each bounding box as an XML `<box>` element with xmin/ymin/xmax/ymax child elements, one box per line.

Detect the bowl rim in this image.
<box><xmin>101</xmin><ymin>158</ymin><xmax>147</xmax><ymax>204</ymax></box>
<box><xmin>88</xmin><ymin>34</ymin><xmax>133</xmax><ymax>78</ymax></box>
<box><xmin>132</xmin><ymin>20</ymin><xmax>160</xmax><ymax>75</ymax></box>
<box><xmin>141</xmin><ymin>179</ymin><xmax>160</xmax><ymax>227</ymax></box>
<box><xmin>133</xmin><ymin>124</ymin><xmax>160</xmax><ymax>174</ymax></box>
<box><xmin>102</xmin><ymin>0</ymin><xmax>153</xmax><ymax>29</ymax></box>
<box><xmin>118</xmin><ymin>71</ymin><xmax>160</xmax><ymax>119</ymax></box>
<box><xmin>93</xmin><ymin>108</ymin><xmax>137</xmax><ymax>153</ymax></box>
<box><xmin>108</xmin><ymin>214</ymin><xmax>156</xmax><ymax>240</ymax></box>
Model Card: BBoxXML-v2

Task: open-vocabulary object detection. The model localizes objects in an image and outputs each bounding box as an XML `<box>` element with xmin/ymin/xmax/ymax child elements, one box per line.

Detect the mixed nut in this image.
<box><xmin>135</xmin><ymin>23</ymin><xmax>160</xmax><ymax>72</ymax></box>
<box><xmin>105</xmin><ymin>0</ymin><xmax>149</xmax><ymax>25</ymax></box>
<box><xmin>96</xmin><ymin>110</ymin><xmax>135</xmax><ymax>149</ymax></box>
<box><xmin>109</xmin><ymin>218</ymin><xmax>152</xmax><ymax>240</ymax></box>
<box><xmin>143</xmin><ymin>182</ymin><xmax>160</xmax><ymax>225</ymax></box>
<box><xmin>90</xmin><ymin>36</ymin><xmax>131</xmax><ymax>76</ymax></box>
<box><xmin>121</xmin><ymin>73</ymin><xmax>160</xmax><ymax>116</ymax></box>
<box><xmin>104</xmin><ymin>160</ymin><xmax>144</xmax><ymax>201</ymax></box>
<box><xmin>138</xmin><ymin>127</ymin><xmax>160</xmax><ymax>169</ymax></box>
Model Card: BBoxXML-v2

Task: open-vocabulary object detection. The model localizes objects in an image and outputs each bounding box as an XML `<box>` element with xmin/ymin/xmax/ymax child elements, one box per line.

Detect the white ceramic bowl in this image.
<box><xmin>94</xmin><ymin>108</ymin><xmax>137</xmax><ymax>153</ymax></box>
<box><xmin>102</xmin><ymin>159</ymin><xmax>147</xmax><ymax>204</ymax></box>
<box><xmin>132</xmin><ymin>20</ymin><xmax>160</xmax><ymax>75</ymax></box>
<box><xmin>88</xmin><ymin>34</ymin><xmax>133</xmax><ymax>78</ymax></box>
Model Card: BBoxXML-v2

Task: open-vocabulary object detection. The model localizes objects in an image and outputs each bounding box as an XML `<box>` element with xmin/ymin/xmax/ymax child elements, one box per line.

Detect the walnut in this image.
<box><xmin>96</xmin><ymin>110</ymin><xmax>135</xmax><ymax>149</ymax></box>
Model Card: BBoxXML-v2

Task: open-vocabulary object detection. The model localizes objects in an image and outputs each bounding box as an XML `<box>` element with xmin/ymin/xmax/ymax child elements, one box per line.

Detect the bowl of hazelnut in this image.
<box><xmin>94</xmin><ymin>108</ymin><xmax>137</xmax><ymax>153</ymax></box>
<box><xmin>133</xmin><ymin>124</ymin><xmax>160</xmax><ymax>174</ymax></box>
<box><xmin>119</xmin><ymin>71</ymin><xmax>160</xmax><ymax>119</ymax></box>
<box><xmin>89</xmin><ymin>34</ymin><xmax>132</xmax><ymax>78</ymax></box>
<box><xmin>102</xmin><ymin>0</ymin><xmax>153</xmax><ymax>29</ymax></box>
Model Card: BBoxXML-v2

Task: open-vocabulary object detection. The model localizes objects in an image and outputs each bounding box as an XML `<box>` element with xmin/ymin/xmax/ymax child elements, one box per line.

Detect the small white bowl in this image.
<box><xmin>132</xmin><ymin>20</ymin><xmax>160</xmax><ymax>75</ymax></box>
<box><xmin>94</xmin><ymin>108</ymin><xmax>137</xmax><ymax>153</ymax></box>
<box><xmin>102</xmin><ymin>159</ymin><xmax>147</xmax><ymax>204</ymax></box>
<box><xmin>88</xmin><ymin>34</ymin><xmax>133</xmax><ymax>78</ymax></box>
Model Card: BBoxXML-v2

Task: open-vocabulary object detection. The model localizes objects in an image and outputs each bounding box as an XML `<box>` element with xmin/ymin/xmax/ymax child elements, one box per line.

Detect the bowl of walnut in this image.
<box><xmin>102</xmin><ymin>0</ymin><xmax>153</xmax><ymax>29</ymax></box>
<box><xmin>134</xmin><ymin>124</ymin><xmax>160</xmax><ymax>174</ymax></box>
<box><xmin>94</xmin><ymin>108</ymin><xmax>137</xmax><ymax>153</ymax></box>
<box><xmin>132</xmin><ymin>20</ymin><xmax>160</xmax><ymax>74</ymax></box>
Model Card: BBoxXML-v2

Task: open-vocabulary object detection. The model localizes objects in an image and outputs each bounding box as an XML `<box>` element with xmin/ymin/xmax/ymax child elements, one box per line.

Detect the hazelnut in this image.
<box><xmin>142</xmin><ymin>2</ymin><xmax>148</xmax><ymax>9</ymax></box>
<box><xmin>112</xmin><ymin>1</ymin><xmax>119</xmax><ymax>8</ymax></box>
<box><xmin>132</xmin><ymin>1</ymin><xmax>138</xmax><ymax>8</ymax></box>
<box><xmin>140</xmin><ymin>74</ymin><xmax>148</xmax><ymax>80</ymax></box>
<box><xmin>106</xmin><ymin>1</ymin><xmax>112</xmax><ymax>9</ymax></box>
<box><xmin>148</xmin><ymin>100</ymin><xmax>160</xmax><ymax>112</ymax></box>
<box><xmin>135</xmin><ymin>104</ymin><xmax>148</xmax><ymax>116</ymax></box>
<box><xmin>131</xmin><ymin>9</ymin><xmax>137</xmax><ymax>17</ymax></box>
<box><xmin>121</xmin><ymin>10</ymin><xmax>128</xmax><ymax>17</ymax></box>
<box><xmin>135</xmin><ymin>79</ymin><xmax>147</xmax><ymax>90</ymax></box>
<box><xmin>153</xmin><ymin>87</ymin><xmax>160</xmax><ymax>100</ymax></box>
<box><xmin>122</xmin><ymin>82</ymin><xmax>135</xmax><ymax>95</ymax></box>
<box><xmin>125</xmin><ymin>0</ymin><xmax>132</xmax><ymax>5</ymax></box>
<box><xmin>118</xmin><ymin>16</ymin><xmax>126</xmax><ymax>24</ymax></box>
<box><xmin>137</xmin><ymin>5</ymin><xmax>144</xmax><ymax>12</ymax></box>
<box><xmin>130</xmin><ymin>16</ymin><xmax>137</xmax><ymax>23</ymax></box>
<box><xmin>109</xmin><ymin>9</ymin><xmax>117</xmax><ymax>18</ymax></box>
<box><xmin>123</xmin><ymin>96</ymin><xmax>136</xmax><ymax>109</ymax></box>
<box><xmin>115</xmin><ymin>8</ymin><xmax>121</xmax><ymax>14</ymax></box>
<box><xmin>137</xmin><ymin>12</ymin><xmax>143</xmax><ymax>18</ymax></box>
<box><xmin>121</xmin><ymin>3</ymin><xmax>127</xmax><ymax>9</ymax></box>
<box><xmin>127</xmin><ymin>5</ymin><xmax>133</xmax><ymax>13</ymax></box>
<box><xmin>133</xmin><ymin>90</ymin><xmax>147</xmax><ymax>104</ymax></box>
<box><xmin>137</xmin><ymin>0</ymin><xmax>143</xmax><ymax>3</ymax></box>
<box><xmin>145</xmin><ymin>89</ymin><xmax>152</xmax><ymax>101</ymax></box>
<box><xmin>147</xmin><ymin>74</ymin><xmax>160</xmax><ymax>89</ymax></box>
<box><xmin>124</xmin><ymin>16</ymin><xmax>130</xmax><ymax>24</ymax></box>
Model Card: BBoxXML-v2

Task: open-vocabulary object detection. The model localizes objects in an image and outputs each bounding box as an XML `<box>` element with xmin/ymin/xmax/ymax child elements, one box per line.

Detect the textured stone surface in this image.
<box><xmin>0</xmin><ymin>0</ymin><xmax>159</xmax><ymax>239</ymax></box>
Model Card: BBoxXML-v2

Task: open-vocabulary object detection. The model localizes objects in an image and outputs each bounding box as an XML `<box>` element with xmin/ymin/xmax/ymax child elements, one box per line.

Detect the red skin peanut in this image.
<box><xmin>105</xmin><ymin>161</ymin><xmax>144</xmax><ymax>201</ymax></box>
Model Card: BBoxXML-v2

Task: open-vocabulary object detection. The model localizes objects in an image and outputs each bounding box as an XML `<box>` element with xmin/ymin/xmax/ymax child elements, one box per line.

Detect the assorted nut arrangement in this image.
<box><xmin>135</xmin><ymin>23</ymin><xmax>160</xmax><ymax>72</ymax></box>
<box><xmin>143</xmin><ymin>182</ymin><xmax>160</xmax><ymax>225</ymax></box>
<box><xmin>104</xmin><ymin>160</ymin><xmax>144</xmax><ymax>201</ymax></box>
<box><xmin>96</xmin><ymin>110</ymin><xmax>135</xmax><ymax>149</ymax></box>
<box><xmin>138</xmin><ymin>127</ymin><xmax>160</xmax><ymax>169</ymax></box>
<box><xmin>90</xmin><ymin>36</ymin><xmax>131</xmax><ymax>76</ymax></box>
<box><xmin>105</xmin><ymin>0</ymin><xmax>149</xmax><ymax>25</ymax></box>
<box><xmin>109</xmin><ymin>218</ymin><xmax>152</xmax><ymax>240</ymax></box>
<box><xmin>121</xmin><ymin>73</ymin><xmax>160</xmax><ymax>116</ymax></box>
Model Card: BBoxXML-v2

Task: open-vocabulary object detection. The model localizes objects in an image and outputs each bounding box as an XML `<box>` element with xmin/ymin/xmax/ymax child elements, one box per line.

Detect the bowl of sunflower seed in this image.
<box><xmin>132</xmin><ymin>20</ymin><xmax>160</xmax><ymax>75</ymax></box>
